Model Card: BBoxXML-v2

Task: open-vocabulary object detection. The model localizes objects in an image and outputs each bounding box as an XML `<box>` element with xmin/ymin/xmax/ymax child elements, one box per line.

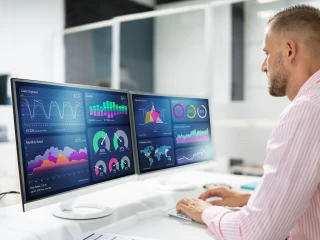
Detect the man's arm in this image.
<box><xmin>179</xmin><ymin>101</ymin><xmax>320</xmax><ymax>239</ymax></box>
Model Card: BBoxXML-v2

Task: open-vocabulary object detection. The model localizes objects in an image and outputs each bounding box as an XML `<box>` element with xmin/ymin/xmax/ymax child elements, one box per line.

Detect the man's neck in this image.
<box><xmin>287</xmin><ymin>63</ymin><xmax>320</xmax><ymax>101</ymax></box>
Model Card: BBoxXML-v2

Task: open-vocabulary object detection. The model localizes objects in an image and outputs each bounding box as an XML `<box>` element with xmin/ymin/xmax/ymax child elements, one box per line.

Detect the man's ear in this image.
<box><xmin>286</xmin><ymin>40</ymin><xmax>297</xmax><ymax>63</ymax></box>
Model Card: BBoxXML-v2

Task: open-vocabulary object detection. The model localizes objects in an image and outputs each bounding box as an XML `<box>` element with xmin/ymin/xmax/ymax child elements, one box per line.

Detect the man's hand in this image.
<box><xmin>176</xmin><ymin>198</ymin><xmax>212</xmax><ymax>224</ymax></box>
<box><xmin>198</xmin><ymin>186</ymin><xmax>251</xmax><ymax>207</ymax></box>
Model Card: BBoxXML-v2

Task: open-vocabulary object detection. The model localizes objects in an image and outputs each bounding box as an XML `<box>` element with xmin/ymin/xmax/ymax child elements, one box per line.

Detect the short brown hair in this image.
<box><xmin>268</xmin><ymin>5</ymin><xmax>320</xmax><ymax>47</ymax></box>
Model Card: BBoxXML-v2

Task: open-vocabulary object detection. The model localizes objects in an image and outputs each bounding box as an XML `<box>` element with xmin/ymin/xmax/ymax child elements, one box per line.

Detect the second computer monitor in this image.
<box><xmin>130</xmin><ymin>92</ymin><xmax>214</xmax><ymax>175</ymax></box>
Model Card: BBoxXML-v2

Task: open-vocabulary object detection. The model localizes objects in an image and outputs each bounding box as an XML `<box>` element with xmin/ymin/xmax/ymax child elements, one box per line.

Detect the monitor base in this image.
<box><xmin>155</xmin><ymin>174</ymin><xmax>197</xmax><ymax>191</ymax></box>
<box><xmin>53</xmin><ymin>202</ymin><xmax>113</xmax><ymax>220</ymax></box>
<box><xmin>156</xmin><ymin>182</ymin><xmax>196</xmax><ymax>191</ymax></box>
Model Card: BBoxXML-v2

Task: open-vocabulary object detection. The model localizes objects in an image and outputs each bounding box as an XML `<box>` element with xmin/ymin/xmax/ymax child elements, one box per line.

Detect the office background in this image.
<box><xmin>0</xmin><ymin>0</ymin><xmax>318</xmax><ymax>206</ymax></box>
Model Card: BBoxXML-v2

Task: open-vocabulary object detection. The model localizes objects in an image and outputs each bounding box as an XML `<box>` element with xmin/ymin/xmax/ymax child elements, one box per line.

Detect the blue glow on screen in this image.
<box><xmin>132</xmin><ymin>94</ymin><xmax>213</xmax><ymax>173</ymax></box>
<box><xmin>14</xmin><ymin>81</ymin><xmax>134</xmax><ymax>202</ymax></box>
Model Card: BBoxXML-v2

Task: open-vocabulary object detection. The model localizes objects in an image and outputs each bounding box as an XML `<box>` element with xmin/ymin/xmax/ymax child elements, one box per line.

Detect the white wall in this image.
<box><xmin>0</xmin><ymin>0</ymin><xmax>64</xmax><ymax>81</ymax></box>
<box><xmin>154</xmin><ymin>4</ymin><xmax>232</xmax><ymax>103</ymax></box>
<box><xmin>154</xmin><ymin>9</ymin><xmax>207</xmax><ymax>96</ymax></box>
<box><xmin>211</xmin><ymin>4</ymin><xmax>232</xmax><ymax>103</ymax></box>
<box><xmin>0</xmin><ymin>0</ymin><xmax>64</xmax><ymax>205</ymax></box>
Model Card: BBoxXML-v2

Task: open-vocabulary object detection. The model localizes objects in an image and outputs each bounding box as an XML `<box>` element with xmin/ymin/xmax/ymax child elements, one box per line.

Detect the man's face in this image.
<box><xmin>261</xmin><ymin>32</ymin><xmax>289</xmax><ymax>97</ymax></box>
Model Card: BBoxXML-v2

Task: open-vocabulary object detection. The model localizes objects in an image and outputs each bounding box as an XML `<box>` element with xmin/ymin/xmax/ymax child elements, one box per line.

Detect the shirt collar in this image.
<box><xmin>293</xmin><ymin>69</ymin><xmax>320</xmax><ymax>101</ymax></box>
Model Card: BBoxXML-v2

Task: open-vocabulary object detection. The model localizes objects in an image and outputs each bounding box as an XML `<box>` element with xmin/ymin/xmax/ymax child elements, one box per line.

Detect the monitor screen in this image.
<box><xmin>12</xmin><ymin>79</ymin><xmax>134</xmax><ymax>207</ymax></box>
<box><xmin>131</xmin><ymin>93</ymin><xmax>214</xmax><ymax>174</ymax></box>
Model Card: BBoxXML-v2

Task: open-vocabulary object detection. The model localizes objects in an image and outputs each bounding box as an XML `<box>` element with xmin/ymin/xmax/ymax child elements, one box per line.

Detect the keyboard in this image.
<box><xmin>80</xmin><ymin>233</ymin><xmax>157</xmax><ymax>240</ymax></box>
<box><xmin>162</xmin><ymin>205</ymin><xmax>242</xmax><ymax>221</ymax></box>
<box><xmin>161</xmin><ymin>207</ymin><xmax>192</xmax><ymax>221</ymax></box>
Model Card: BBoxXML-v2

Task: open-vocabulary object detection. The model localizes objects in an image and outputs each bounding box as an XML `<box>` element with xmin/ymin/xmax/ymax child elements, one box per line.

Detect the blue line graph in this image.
<box><xmin>177</xmin><ymin>148</ymin><xmax>207</xmax><ymax>161</ymax></box>
<box><xmin>19</xmin><ymin>86</ymin><xmax>85</xmax><ymax>134</ymax></box>
<box><xmin>176</xmin><ymin>145</ymin><xmax>213</xmax><ymax>165</ymax></box>
<box><xmin>21</xmin><ymin>95</ymin><xmax>82</xmax><ymax>120</ymax></box>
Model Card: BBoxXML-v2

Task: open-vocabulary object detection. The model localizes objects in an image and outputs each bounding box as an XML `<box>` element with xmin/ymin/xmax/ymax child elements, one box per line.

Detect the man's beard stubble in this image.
<box><xmin>268</xmin><ymin>53</ymin><xmax>289</xmax><ymax>97</ymax></box>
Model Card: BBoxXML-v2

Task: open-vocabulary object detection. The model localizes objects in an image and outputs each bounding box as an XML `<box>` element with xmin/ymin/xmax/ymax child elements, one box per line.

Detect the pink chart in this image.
<box><xmin>176</xmin><ymin>128</ymin><xmax>210</xmax><ymax>144</ymax></box>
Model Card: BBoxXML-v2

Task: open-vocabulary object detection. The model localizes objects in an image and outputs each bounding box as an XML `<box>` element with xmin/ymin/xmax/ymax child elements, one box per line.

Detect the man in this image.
<box><xmin>176</xmin><ymin>5</ymin><xmax>320</xmax><ymax>240</ymax></box>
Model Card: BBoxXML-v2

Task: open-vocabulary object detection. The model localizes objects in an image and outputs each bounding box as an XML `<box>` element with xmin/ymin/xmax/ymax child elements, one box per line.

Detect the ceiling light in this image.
<box><xmin>256</xmin><ymin>0</ymin><xmax>280</xmax><ymax>4</ymax></box>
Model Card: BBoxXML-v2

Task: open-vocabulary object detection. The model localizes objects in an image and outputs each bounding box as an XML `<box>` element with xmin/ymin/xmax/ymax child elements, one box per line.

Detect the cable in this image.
<box><xmin>0</xmin><ymin>191</ymin><xmax>20</xmax><ymax>200</ymax></box>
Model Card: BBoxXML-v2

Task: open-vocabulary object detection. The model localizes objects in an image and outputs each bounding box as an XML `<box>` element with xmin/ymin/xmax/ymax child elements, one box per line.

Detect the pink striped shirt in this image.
<box><xmin>202</xmin><ymin>70</ymin><xmax>320</xmax><ymax>240</ymax></box>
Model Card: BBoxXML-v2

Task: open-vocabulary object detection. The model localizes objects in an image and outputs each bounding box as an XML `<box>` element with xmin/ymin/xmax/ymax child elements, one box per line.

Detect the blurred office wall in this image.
<box><xmin>0</xmin><ymin>0</ymin><xmax>64</xmax><ymax>81</ymax></box>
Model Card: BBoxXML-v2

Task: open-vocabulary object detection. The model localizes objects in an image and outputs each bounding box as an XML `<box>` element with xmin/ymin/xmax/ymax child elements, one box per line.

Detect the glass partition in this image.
<box><xmin>64</xmin><ymin>27</ymin><xmax>112</xmax><ymax>87</ymax></box>
<box><xmin>120</xmin><ymin>19</ymin><xmax>154</xmax><ymax>92</ymax></box>
<box><xmin>117</xmin><ymin>9</ymin><xmax>207</xmax><ymax>95</ymax></box>
<box><xmin>153</xmin><ymin>10</ymin><xmax>207</xmax><ymax>96</ymax></box>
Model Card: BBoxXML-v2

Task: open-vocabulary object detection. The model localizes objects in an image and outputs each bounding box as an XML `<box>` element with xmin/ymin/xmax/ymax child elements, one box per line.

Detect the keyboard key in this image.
<box><xmin>161</xmin><ymin>207</ymin><xmax>192</xmax><ymax>221</ymax></box>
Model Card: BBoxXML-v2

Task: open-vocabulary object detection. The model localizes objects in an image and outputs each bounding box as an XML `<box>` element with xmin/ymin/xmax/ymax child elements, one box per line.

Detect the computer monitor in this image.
<box><xmin>11</xmin><ymin>78</ymin><xmax>135</xmax><ymax>219</ymax></box>
<box><xmin>130</xmin><ymin>92</ymin><xmax>214</xmax><ymax>191</ymax></box>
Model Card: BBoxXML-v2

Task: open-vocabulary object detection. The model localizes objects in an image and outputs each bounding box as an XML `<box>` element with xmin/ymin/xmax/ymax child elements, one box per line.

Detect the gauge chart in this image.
<box><xmin>94</xmin><ymin>160</ymin><xmax>107</xmax><ymax>177</ymax></box>
<box><xmin>108</xmin><ymin>158</ymin><xmax>119</xmax><ymax>173</ymax></box>
<box><xmin>88</xmin><ymin>126</ymin><xmax>134</xmax><ymax>181</ymax></box>
<box><xmin>120</xmin><ymin>156</ymin><xmax>131</xmax><ymax>170</ymax></box>
<box><xmin>92</xmin><ymin>130</ymin><xmax>111</xmax><ymax>154</ymax></box>
<box><xmin>113</xmin><ymin>129</ymin><xmax>129</xmax><ymax>152</ymax></box>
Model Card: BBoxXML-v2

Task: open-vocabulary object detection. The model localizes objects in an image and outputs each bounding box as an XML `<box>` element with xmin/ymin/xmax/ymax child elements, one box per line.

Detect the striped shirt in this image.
<box><xmin>202</xmin><ymin>70</ymin><xmax>320</xmax><ymax>240</ymax></box>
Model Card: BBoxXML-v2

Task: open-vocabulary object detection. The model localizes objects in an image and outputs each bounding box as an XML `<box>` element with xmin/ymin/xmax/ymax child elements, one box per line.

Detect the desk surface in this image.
<box><xmin>0</xmin><ymin>171</ymin><xmax>260</xmax><ymax>240</ymax></box>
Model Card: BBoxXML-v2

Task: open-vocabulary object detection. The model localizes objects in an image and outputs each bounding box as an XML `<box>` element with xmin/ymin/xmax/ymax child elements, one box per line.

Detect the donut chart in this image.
<box><xmin>186</xmin><ymin>104</ymin><xmax>196</xmax><ymax>119</ymax></box>
<box><xmin>197</xmin><ymin>105</ymin><xmax>207</xmax><ymax>119</ymax></box>
<box><xmin>173</xmin><ymin>104</ymin><xmax>184</xmax><ymax>119</ymax></box>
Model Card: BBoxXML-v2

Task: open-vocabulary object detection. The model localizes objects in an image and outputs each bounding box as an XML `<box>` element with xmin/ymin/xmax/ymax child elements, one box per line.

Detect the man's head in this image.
<box><xmin>261</xmin><ymin>5</ymin><xmax>320</xmax><ymax>100</ymax></box>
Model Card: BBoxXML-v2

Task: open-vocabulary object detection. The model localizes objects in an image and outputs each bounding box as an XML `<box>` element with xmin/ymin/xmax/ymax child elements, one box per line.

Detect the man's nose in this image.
<box><xmin>261</xmin><ymin>59</ymin><xmax>267</xmax><ymax>72</ymax></box>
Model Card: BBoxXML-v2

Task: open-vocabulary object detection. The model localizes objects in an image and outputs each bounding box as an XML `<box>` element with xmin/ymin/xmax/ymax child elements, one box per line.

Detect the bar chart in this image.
<box><xmin>89</xmin><ymin>101</ymin><xmax>128</xmax><ymax>118</ymax></box>
<box><xmin>85</xmin><ymin>92</ymin><xmax>129</xmax><ymax>125</ymax></box>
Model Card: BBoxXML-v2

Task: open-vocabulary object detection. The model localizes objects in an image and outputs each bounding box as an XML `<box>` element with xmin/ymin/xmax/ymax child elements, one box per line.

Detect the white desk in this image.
<box><xmin>0</xmin><ymin>171</ymin><xmax>260</xmax><ymax>240</ymax></box>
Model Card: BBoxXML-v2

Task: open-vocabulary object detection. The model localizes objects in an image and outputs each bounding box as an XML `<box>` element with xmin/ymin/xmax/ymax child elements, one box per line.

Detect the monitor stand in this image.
<box><xmin>156</xmin><ymin>176</ymin><xmax>196</xmax><ymax>191</ymax></box>
<box><xmin>52</xmin><ymin>199</ymin><xmax>113</xmax><ymax>220</ymax></box>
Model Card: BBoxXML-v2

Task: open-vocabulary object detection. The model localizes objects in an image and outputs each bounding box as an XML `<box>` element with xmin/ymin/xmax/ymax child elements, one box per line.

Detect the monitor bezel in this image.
<box><xmin>129</xmin><ymin>91</ymin><xmax>215</xmax><ymax>178</ymax></box>
<box><xmin>11</xmin><ymin>78</ymin><xmax>137</xmax><ymax>211</ymax></box>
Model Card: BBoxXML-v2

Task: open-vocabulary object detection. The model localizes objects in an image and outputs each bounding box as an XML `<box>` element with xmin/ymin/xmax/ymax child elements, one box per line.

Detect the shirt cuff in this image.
<box><xmin>202</xmin><ymin>206</ymin><xmax>232</xmax><ymax>226</ymax></box>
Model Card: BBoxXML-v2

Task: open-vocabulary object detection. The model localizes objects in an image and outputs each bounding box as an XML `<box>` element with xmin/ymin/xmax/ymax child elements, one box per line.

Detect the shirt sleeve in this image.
<box><xmin>201</xmin><ymin>100</ymin><xmax>320</xmax><ymax>240</ymax></box>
